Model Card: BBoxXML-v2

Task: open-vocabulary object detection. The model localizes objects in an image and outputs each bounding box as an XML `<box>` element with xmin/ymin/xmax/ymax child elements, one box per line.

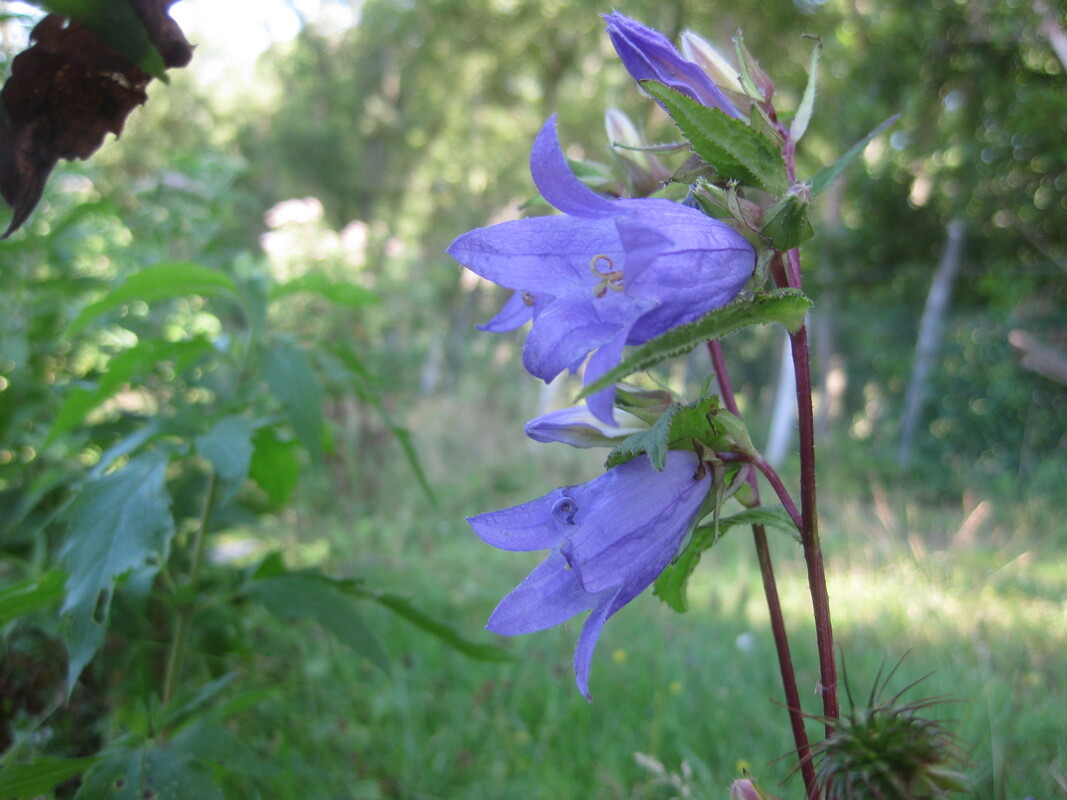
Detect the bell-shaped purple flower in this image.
<box><xmin>447</xmin><ymin>116</ymin><xmax>754</xmax><ymax>423</ymax></box>
<box><xmin>468</xmin><ymin>451</ymin><xmax>710</xmax><ymax>699</ymax></box>
<box><xmin>603</xmin><ymin>11</ymin><xmax>743</xmax><ymax>119</ymax></box>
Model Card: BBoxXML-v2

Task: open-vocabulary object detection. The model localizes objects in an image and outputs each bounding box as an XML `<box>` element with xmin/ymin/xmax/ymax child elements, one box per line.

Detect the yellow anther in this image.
<box><xmin>589</xmin><ymin>254</ymin><xmax>624</xmax><ymax>298</ymax></box>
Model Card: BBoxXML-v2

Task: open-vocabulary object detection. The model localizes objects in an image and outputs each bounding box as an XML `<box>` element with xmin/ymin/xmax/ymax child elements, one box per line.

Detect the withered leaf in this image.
<box><xmin>0</xmin><ymin>0</ymin><xmax>193</xmax><ymax>238</ymax></box>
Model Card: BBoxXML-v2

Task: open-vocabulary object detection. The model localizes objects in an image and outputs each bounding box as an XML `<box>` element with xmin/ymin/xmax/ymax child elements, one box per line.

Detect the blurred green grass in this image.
<box><xmin>217</xmin><ymin>380</ymin><xmax>1067</xmax><ymax>800</ymax></box>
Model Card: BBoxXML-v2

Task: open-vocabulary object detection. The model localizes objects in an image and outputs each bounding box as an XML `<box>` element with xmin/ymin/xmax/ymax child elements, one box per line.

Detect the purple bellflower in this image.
<box><xmin>603</xmin><ymin>11</ymin><xmax>743</xmax><ymax>119</ymax></box>
<box><xmin>468</xmin><ymin>451</ymin><xmax>711</xmax><ymax>699</ymax></box>
<box><xmin>447</xmin><ymin>116</ymin><xmax>755</xmax><ymax>423</ymax></box>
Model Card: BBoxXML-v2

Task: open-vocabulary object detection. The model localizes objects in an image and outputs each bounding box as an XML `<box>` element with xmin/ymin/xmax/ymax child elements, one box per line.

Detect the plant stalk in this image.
<box><xmin>708</xmin><ymin>341</ymin><xmax>818</xmax><ymax>799</ymax></box>
<box><xmin>161</xmin><ymin>472</ymin><xmax>219</xmax><ymax>724</ymax></box>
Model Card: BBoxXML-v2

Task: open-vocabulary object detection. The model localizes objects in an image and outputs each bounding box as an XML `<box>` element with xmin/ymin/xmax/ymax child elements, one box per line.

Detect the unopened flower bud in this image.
<box><xmin>680</xmin><ymin>31</ymin><xmax>745</xmax><ymax>95</ymax></box>
<box><xmin>729</xmin><ymin>778</ymin><xmax>761</xmax><ymax>800</ymax></box>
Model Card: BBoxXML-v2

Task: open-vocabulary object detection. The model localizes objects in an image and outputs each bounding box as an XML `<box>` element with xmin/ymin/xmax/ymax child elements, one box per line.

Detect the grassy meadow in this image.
<box><xmin>211</xmin><ymin>375</ymin><xmax>1067</xmax><ymax>800</ymax></box>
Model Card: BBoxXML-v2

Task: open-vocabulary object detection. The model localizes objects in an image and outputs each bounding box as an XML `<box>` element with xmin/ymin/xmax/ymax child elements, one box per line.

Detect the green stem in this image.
<box><xmin>160</xmin><ymin>472</ymin><xmax>219</xmax><ymax>724</ymax></box>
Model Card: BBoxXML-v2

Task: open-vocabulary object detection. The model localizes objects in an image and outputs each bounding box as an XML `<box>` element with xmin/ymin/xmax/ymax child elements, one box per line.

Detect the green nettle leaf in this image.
<box><xmin>245</xmin><ymin>573</ymin><xmax>390</xmax><ymax>673</ymax></box>
<box><xmin>66</xmin><ymin>262</ymin><xmax>240</xmax><ymax>336</ymax></box>
<box><xmin>195</xmin><ymin>416</ymin><xmax>254</xmax><ymax>501</ymax></box>
<box><xmin>0</xmin><ymin>570</ymin><xmax>65</xmax><ymax>625</ymax></box>
<box><xmin>26</xmin><ymin>0</ymin><xmax>169</xmax><ymax>80</ymax></box>
<box><xmin>640</xmin><ymin>80</ymin><xmax>789</xmax><ymax>195</ymax></box>
<box><xmin>654</xmin><ymin>506</ymin><xmax>797</xmax><ymax>612</ymax></box>
<box><xmin>581</xmin><ymin>290</ymin><xmax>812</xmax><ymax>398</ymax></box>
<box><xmin>59</xmin><ymin>452</ymin><xmax>175</xmax><ymax>691</ymax></box>
<box><xmin>47</xmin><ymin>337</ymin><xmax>214</xmax><ymax>446</ymax></box>
<box><xmin>270</xmin><ymin>273</ymin><xmax>379</xmax><ymax>308</ymax></box>
<box><xmin>809</xmin><ymin>114</ymin><xmax>900</xmax><ymax>196</ymax></box>
<box><xmin>606</xmin><ymin>396</ymin><xmax>755</xmax><ymax>470</ymax></box>
<box><xmin>262</xmin><ymin>339</ymin><xmax>325</xmax><ymax>461</ymax></box>
<box><xmin>248</xmin><ymin>426</ymin><xmax>301</xmax><ymax>508</ymax></box>
<box><xmin>0</xmin><ymin>756</ymin><xmax>102</xmax><ymax>800</ymax></box>
<box><xmin>74</xmin><ymin>747</ymin><xmax>224</xmax><ymax>800</ymax></box>
<box><xmin>370</xmin><ymin>593</ymin><xmax>514</xmax><ymax>663</ymax></box>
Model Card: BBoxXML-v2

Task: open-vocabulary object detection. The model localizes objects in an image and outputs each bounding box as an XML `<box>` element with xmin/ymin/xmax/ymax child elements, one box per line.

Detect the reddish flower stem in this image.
<box><xmin>707</xmin><ymin>341</ymin><xmax>818</xmax><ymax>800</ymax></box>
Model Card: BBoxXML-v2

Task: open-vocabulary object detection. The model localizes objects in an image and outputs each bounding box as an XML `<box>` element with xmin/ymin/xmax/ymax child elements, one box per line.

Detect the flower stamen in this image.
<box><xmin>589</xmin><ymin>254</ymin><xmax>625</xmax><ymax>298</ymax></box>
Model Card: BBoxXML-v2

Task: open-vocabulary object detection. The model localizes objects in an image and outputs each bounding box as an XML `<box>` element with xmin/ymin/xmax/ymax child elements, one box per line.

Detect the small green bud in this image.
<box><xmin>761</xmin><ymin>183</ymin><xmax>813</xmax><ymax>251</ymax></box>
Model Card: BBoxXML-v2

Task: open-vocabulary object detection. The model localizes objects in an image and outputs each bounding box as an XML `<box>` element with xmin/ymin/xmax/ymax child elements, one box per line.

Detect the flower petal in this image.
<box><xmin>582</xmin><ymin>330</ymin><xmax>629</xmax><ymax>424</ymax></box>
<box><xmin>478</xmin><ymin>290</ymin><xmax>534</xmax><ymax>332</ymax></box>
<box><xmin>487</xmin><ymin>551</ymin><xmax>598</xmax><ymax>635</ymax></box>
<box><xmin>573</xmin><ymin>589</ymin><xmax>620</xmax><ymax>700</ymax></box>
<box><xmin>567</xmin><ymin>453</ymin><xmax>710</xmax><ymax>594</ymax></box>
<box><xmin>447</xmin><ymin>213</ymin><xmax>621</xmax><ymax>295</ymax></box>
<box><xmin>521</xmin><ymin>300</ymin><xmax>623</xmax><ymax>382</ymax></box>
<box><xmin>467</xmin><ymin>486</ymin><xmax>577</xmax><ymax>551</ymax></box>
<box><xmin>530</xmin><ymin>115</ymin><xmax>618</xmax><ymax>219</ymax></box>
<box><xmin>524</xmin><ymin>405</ymin><xmax>648</xmax><ymax>447</ymax></box>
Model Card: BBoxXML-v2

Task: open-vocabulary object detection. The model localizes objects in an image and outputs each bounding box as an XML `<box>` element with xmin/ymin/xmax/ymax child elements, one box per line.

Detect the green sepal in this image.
<box><xmin>809</xmin><ymin>114</ymin><xmax>900</xmax><ymax>196</ymax></box>
<box><xmin>613</xmin><ymin>387</ymin><xmax>674</xmax><ymax>426</ymax></box>
<box><xmin>639</xmin><ymin>81</ymin><xmax>789</xmax><ymax>196</ymax></box>
<box><xmin>580</xmin><ymin>289</ymin><xmax>812</xmax><ymax>399</ymax></box>
<box><xmin>761</xmin><ymin>184</ymin><xmax>814</xmax><ymax>251</ymax></box>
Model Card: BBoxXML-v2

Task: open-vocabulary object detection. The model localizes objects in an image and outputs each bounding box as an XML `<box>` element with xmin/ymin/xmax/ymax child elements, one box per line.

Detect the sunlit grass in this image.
<box><xmin>222</xmin><ymin>388</ymin><xmax>1067</xmax><ymax>800</ymax></box>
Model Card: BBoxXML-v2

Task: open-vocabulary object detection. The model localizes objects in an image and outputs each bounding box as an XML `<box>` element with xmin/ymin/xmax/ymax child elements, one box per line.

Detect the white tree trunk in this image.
<box><xmin>897</xmin><ymin>219</ymin><xmax>966</xmax><ymax>467</ymax></box>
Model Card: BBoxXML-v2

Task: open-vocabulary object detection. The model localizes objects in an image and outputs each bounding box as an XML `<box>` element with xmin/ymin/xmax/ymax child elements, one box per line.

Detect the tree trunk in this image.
<box><xmin>897</xmin><ymin>218</ymin><xmax>966</xmax><ymax>467</ymax></box>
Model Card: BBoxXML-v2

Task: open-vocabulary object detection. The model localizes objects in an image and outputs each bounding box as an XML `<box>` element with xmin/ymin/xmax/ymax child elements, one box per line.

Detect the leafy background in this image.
<box><xmin>0</xmin><ymin>0</ymin><xmax>1065</xmax><ymax>798</ymax></box>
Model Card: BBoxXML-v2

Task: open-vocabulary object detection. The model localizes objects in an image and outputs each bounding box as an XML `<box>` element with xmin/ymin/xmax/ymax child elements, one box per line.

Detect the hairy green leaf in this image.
<box><xmin>67</xmin><ymin>262</ymin><xmax>239</xmax><ymax>336</ymax></box>
<box><xmin>581</xmin><ymin>290</ymin><xmax>812</xmax><ymax>398</ymax></box>
<box><xmin>790</xmin><ymin>38</ymin><xmax>823</xmax><ymax>142</ymax></box>
<box><xmin>640</xmin><ymin>81</ymin><xmax>788</xmax><ymax>195</ymax></box>
<box><xmin>59</xmin><ymin>451</ymin><xmax>175</xmax><ymax>691</ymax></box>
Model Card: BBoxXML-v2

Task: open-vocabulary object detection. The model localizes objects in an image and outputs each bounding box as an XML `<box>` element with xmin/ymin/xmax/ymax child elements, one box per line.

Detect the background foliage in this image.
<box><xmin>1</xmin><ymin>0</ymin><xmax>1065</xmax><ymax>798</ymax></box>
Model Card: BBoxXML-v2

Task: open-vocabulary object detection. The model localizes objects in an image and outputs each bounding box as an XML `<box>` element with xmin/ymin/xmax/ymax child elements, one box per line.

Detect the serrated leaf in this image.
<box><xmin>59</xmin><ymin>452</ymin><xmax>175</xmax><ymax>691</ymax></box>
<box><xmin>74</xmin><ymin>747</ymin><xmax>224</xmax><ymax>800</ymax></box>
<box><xmin>0</xmin><ymin>570</ymin><xmax>65</xmax><ymax>625</ymax></box>
<box><xmin>248</xmin><ymin>427</ymin><xmax>300</xmax><ymax>509</ymax></box>
<box><xmin>370</xmin><ymin>593</ymin><xmax>514</xmax><ymax>663</ymax></box>
<box><xmin>67</xmin><ymin>262</ymin><xmax>239</xmax><ymax>336</ymax></box>
<box><xmin>809</xmin><ymin>114</ymin><xmax>900</xmax><ymax>196</ymax></box>
<box><xmin>0</xmin><ymin>756</ymin><xmax>101</xmax><ymax>800</ymax></box>
<box><xmin>606</xmin><ymin>396</ymin><xmax>753</xmax><ymax>470</ymax></box>
<box><xmin>245</xmin><ymin>573</ymin><xmax>390</xmax><ymax>672</ymax></box>
<box><xmin>640</xmin><ymin>81</ymin><xmax>788</xmax><ymax>195</ymax></box>
<box><xmin>270</xmin><ymin>273</ymin><xmax>379</xmax><ymax>308</ymax></box>
<box><xmin>790</xmin><ymin>39</ymin><xmax>822</xmax><ymax>143</ymax></box>
<box><xmin>654</xmin><ymin>506</ymin><xmax>798</xmax><ymax>612</ymax></box>
<box><xmin>195</xmin><ymin>416</ymin><xmax>253</xmax><ymax>502</ymax></box>
<box><xmin>262</xmin><ymin>339</ymin><xmax>325</xmax><ymax>461</ymax></box>
<box><xmin>581</xmin><ymin>290</ymin><xmax>812</xmax><ymax>398</ymax></box>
